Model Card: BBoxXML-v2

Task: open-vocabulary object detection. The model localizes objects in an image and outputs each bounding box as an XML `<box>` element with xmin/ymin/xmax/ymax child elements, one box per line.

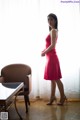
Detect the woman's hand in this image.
<box><xmin>41</xmin><ymin>51</ymin><xmax>45</xmax><ymax>57</ymax></box>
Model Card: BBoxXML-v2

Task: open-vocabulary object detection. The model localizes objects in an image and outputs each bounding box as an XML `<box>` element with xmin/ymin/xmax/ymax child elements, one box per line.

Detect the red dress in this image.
<box><xmin>44</xmin><ymin>34</ymin><xmax>62</xmax><ymax>80</ymax></box>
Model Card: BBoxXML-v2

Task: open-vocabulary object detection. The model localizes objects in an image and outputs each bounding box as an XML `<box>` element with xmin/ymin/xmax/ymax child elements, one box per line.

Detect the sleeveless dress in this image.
<box><xmin>44</xmin><ymin>34</ymin><xmax>62</xmax><ymax>80</ymax></box>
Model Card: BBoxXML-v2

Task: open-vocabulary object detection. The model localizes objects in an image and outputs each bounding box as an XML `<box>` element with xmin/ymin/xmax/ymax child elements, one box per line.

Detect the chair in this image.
<box><xmin>0</xmin><ymin>63</ymin><xmax>32</xmax><ymax>113</ymax></box>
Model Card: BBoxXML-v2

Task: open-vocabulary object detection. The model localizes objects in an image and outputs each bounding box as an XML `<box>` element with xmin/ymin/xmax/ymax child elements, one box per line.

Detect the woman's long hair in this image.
<box><xmin>47</xmin><ymin>13</ymin><xmax>58</xmax><ymax>31</ymax></box>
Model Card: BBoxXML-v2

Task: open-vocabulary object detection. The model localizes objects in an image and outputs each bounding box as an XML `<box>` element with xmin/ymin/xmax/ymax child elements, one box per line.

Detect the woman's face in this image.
<box><xmin>48</xmin><ymin>16</ymin><xmax>55</xmax><ymax>28</ymax></box>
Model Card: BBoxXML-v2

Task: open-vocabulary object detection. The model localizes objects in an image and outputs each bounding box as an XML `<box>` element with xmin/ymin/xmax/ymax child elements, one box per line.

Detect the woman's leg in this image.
<box><xmin>47</xmin><ymin>81</ymin><xmax>56</xmax><ymax>105</ymax></box>
<box><xmin>56</xmin><ymin>79</ymin><xmax>65</xmax><ymax>98</ymax></box>
<box><xmin>56</xmin><ymin>79</ymin><xmax>67</xmax><ymax>105</ymax></box>
<box><xmin>51</xmin><ymin>81</ymin><xmax>56</xmax><ymax>98</ymax></box>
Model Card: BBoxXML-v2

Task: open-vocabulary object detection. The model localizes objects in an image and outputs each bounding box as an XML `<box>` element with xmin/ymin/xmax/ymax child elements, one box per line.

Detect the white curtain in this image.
<box><xmin>0</xmin><ymin>0</ymin><xmax>80</xmax><ymax>99</ymax></box>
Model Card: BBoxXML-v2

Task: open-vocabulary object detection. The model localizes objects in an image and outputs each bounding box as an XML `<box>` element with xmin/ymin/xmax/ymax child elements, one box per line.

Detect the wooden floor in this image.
<box><xmin>8</xmin><ymin>99</ymin><xmax>80</xmax><ymax>120</ymax></box>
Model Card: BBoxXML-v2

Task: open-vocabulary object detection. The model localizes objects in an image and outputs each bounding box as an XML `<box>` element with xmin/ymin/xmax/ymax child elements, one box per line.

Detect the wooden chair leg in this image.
<box><xmin>24</xmin><ymin>95</ymin><xmax>30</xmax><ymax>113</ymax></box>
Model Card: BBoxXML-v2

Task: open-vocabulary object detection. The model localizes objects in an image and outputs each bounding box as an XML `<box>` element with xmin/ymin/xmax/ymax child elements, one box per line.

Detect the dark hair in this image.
<box><xmin>47</xmin><ymin>13</ymin><xmax>58</xmax><ymax>31</ymax></box>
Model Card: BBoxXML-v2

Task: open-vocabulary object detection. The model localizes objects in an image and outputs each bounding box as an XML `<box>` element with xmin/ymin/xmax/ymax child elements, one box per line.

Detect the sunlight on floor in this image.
<box><xmin>8</xmin><ymin>100</ymin><xmax>80</xmax><ymax>120</ymax></box>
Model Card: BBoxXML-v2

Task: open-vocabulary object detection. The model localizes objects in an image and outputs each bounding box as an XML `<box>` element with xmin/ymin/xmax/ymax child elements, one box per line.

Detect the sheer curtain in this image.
<box><xmin>0</xmin><ymin>0</ymin><xmax>80</xmax><ymax>100</ymax></box>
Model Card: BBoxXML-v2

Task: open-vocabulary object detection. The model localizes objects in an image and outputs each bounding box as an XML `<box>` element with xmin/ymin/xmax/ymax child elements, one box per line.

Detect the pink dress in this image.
<box><xmin>44</xmin><ymin>34</ymin><xmax>62</xmax><ymax>80</ymax></box>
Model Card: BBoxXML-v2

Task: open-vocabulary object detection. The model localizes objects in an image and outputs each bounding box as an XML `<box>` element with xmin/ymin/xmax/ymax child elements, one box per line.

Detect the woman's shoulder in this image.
<box><xmin>51</xmin><ymin>28</ymin><xmax>58</xmax><ymax>32</ymax></box>
<box><xmin>50</xmin><ymin>29</ymin><xmax>58</xmax><ymax>35</ymax></box>
<box><xmin>50</xmin><ymin>29</ymin><xmax>58</xmax><ymax>38</ymax></box>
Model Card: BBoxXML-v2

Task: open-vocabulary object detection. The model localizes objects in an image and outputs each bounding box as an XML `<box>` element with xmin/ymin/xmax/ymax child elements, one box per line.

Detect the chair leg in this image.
<box><xmin>24</xmin><ymin>84</ymin><xmax>30</xmax><ymax>113</ymax></box>
<box><xmin>24</xmin><ymin>95</ymin><xmax>30</xmax><ymax>113</ymax></box>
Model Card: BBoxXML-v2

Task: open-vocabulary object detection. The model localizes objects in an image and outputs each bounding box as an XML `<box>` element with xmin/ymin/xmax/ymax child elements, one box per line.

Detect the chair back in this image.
<box><xmin>1</xmin><ymin>64</ymin><xmax>31</xmax><ymax>82</ymax></box>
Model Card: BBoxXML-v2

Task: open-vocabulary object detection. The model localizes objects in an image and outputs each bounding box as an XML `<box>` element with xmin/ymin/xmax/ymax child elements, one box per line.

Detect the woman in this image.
<box><xmin>41</xmin><ymin>13</ymin><xmax>67</xmax><ymax>105</ymax></box>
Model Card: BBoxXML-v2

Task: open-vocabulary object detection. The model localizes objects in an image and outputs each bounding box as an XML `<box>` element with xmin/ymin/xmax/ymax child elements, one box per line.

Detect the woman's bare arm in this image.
<box><xmin>43</xmin><ymin>29</ymin><xmax>57</xmax><ymax>54</ymax></box>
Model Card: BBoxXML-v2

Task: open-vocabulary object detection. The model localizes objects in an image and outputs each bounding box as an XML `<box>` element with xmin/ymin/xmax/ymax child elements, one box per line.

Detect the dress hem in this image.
<box><xmin>44</xmin><ymin>77</ymin><xmax>62</xmax><ymax>81</ymax></box>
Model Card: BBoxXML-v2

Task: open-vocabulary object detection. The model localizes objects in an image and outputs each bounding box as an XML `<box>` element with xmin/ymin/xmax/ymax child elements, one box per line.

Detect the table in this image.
<box><xmin>0</xmin><ymin>82</ymin><xmax>24</xmax><ymax>120</ymax></box>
